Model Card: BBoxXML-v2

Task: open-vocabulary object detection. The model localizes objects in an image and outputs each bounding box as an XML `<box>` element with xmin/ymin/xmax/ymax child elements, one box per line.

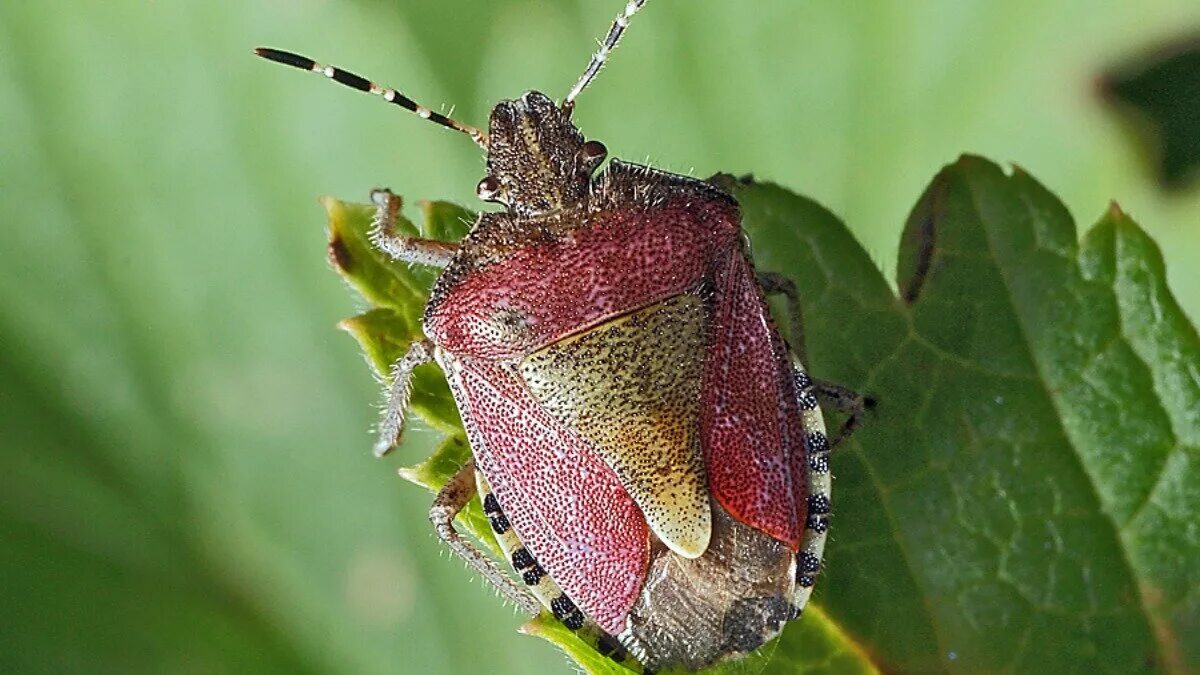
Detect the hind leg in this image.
<box><xmin>428</xmin><ymin>459</ymin><xmax>542</xmax><ymax>615</ymax></box>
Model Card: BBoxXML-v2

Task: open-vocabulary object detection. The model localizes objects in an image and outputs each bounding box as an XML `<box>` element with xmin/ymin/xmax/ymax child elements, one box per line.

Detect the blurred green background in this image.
<box><xmin>2</xmin><ymin>1</ymin><xmax>1199</xmax><ymax>673</ymax></box>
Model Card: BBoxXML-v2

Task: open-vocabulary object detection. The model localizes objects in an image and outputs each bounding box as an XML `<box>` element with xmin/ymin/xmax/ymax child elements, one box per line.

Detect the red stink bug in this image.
<box><xmin>258</xmin><ymin>1</ymin><xmax>868</xmax><ymax>670</ymax></box>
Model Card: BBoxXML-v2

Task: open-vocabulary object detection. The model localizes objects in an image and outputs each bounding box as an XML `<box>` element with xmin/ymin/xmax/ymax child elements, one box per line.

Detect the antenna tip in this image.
<box><xmin>254</xmin><ymin>47</ymin><xmax>316</xmax><ymax>71</ymax></box>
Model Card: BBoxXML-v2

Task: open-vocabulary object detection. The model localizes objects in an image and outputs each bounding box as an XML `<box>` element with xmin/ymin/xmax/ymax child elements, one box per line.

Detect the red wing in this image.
<box><xmin>426</xmin><ymin>200</ymin><xmax>741</xmax><ymax>360</ymax></box>
<box><xmin>701</xmin><ymin>250</ymin><xmax>807</xmax><ymax>550</ymax></box>
<box><xmin>446</xmin><ymin>358</ymin><xmax>650</xmax><ymax>635</ymax></box>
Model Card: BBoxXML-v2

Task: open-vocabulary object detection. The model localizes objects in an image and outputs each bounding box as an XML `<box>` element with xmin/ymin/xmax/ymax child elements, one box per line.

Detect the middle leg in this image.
<box><xmin>758</xmin><ymin>271</ymin><xmax>808</xmax><ymax>366</ymax></box>
<box><xmin>760</xmin><ymin>272</ymin><xmax>876</xmax><ymax>446</ymax></box>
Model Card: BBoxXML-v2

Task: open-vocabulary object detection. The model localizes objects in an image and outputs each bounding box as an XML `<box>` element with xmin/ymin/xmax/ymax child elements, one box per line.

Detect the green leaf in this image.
<box><xmin>1101</xmin><ymin>36</ymin><xmax>1200</xmax><ymax>190</ymax></box>
<box><xmin>329</xmin><ymin>156</ymin><xmax>1198</xmax><ymax>673</ymax></box>
<box><xmin>734</xmin><ymin>156</ymin><xmax>1199</xmax><ymax>673</ymax></box>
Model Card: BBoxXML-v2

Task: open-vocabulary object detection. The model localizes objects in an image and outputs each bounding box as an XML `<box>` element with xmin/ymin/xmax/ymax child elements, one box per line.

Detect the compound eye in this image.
<box><xmin>476</xmin><ymin>176</ymin><xmax>502</xmax><ymax>201</ymax></box>
<box><xmin>580</xmin><ymin>140</ymin><xmax>608</xmax><ymax>165</ymax></box>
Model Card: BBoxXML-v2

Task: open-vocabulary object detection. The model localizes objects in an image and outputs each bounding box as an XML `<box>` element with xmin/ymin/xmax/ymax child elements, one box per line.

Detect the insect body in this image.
<box><xmin>258</xmin><ymin>1</ymin><xmax>863</xmax><ymax>669</ymax></box>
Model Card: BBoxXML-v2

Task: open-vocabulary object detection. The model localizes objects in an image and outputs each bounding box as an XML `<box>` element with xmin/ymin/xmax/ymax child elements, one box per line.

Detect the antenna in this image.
<box><xmin>254</xmin><ymin>48</ymin><xmax>488</xmax><ymax>148</ymax></box>
<box><xmin>563</xmin><ymin>0</ymin><xmax>648</xmax><ymax>109</ymax></box>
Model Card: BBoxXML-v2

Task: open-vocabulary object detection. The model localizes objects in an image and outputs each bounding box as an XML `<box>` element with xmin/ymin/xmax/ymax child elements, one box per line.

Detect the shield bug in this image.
<box><xmin>257</xmin><ymin>1</ymin><xmax>868</xmax><ymax>670</ymax></box>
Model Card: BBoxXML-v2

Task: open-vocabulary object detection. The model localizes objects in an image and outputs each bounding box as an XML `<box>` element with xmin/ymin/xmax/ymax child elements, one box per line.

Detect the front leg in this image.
<box><xmin>369</xmin><ymin>188</ymin><xmax>459</xmax><ymax>267</ymax></box>
<box><xmin>429</xmin><ymin>460</ymin><xmax>543</xmax><ymax>615</ymax></box>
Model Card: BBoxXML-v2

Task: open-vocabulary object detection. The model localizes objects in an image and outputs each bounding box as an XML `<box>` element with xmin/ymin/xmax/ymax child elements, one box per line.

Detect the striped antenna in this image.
<box><xmin>563</xmin><ymin>0</ymin><xmax>648</xmax><ymax>108</ymax></box>
<box><xmin>255</xmin><ymin>48</ymin><xmax>488</xmax><ymax>148</ymax></box>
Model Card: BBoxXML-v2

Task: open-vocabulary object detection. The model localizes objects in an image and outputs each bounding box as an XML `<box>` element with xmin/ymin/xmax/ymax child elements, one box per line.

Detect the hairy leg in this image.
<box><xmin>369</xmin><ymin>188</ymin><xmax>458</xmax><ymax>267</ymax></box>
<box><xmin>374</xmin><ymin>339</ymin><xmax>435</xmax><ymax>457</ymax></box>
<box><xmin>429</xmin><ymin>460</ymin><xmax>542</xmax><ymax>615</ymax></box>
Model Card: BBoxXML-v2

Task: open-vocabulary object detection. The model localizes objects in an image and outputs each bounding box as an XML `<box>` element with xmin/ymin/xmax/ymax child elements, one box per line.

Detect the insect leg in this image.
<box><xmin>810</xmin><ymin>378</ymin><xmax>876</xmax><ymax>447</ymax></box>
<box><xmin>761</xmin><ymin>272</ymin><xmax>875</xmax><ymax>445</ymax></box>
<box><xmin>369</xmin><ymin>189</ymin><xmax>458</xmax><ymax>268</ymax></box>
<box><xmin>429</xmin><ymin>459</ymin><xmax>543</xmax><ymax>615</ymax></box>
<box><xmin>374</xmin><ymin>339</ymin><xmax>435</xmax><ymax>457</ymax></box>
<box><xmin>758</xmin><ymin>271</ymin><xmax>808</xmax><ymax>365</ymax></box>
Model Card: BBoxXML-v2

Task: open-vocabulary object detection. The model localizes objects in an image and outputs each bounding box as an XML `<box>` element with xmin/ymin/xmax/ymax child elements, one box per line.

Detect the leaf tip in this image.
<box><xmin>319</xmin><ymin>195</ymin><xmax>342</xmax><ymax>215</ymax></box>
<box><xmin>951</xmin><ymin>153</ymin><xmax>992</xmax><ymax>172</ymax></box>
<box><xmin>417</xmin><ymin>199</ymin><xmax>436</xmax><ymax>234</ymax></box>
<box><xmin>515</xmin><ymin>617</ymin><xmax>540</xmax><ymax>637</ymax></box>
